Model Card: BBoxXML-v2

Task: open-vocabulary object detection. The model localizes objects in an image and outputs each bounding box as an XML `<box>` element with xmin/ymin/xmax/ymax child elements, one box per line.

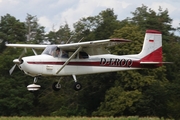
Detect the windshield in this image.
<box><xmin>41</xmin><ymin>45</ymin><xmax>57</xmax><ymax>55</ymax></box>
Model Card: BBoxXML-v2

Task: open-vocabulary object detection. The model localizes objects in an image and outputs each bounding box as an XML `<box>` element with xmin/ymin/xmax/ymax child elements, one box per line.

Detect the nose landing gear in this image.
<box><xmin>27</xmin><ymin>77</ymin><xmax>41</xmax><ymax>91</ymax></box>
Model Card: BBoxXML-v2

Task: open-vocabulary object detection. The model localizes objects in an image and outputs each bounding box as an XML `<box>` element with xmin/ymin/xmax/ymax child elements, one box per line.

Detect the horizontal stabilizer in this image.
<box><xmin>140</xmin><ymin>62</ymin><xmax>173</xmax><ymax>64</ymax></box>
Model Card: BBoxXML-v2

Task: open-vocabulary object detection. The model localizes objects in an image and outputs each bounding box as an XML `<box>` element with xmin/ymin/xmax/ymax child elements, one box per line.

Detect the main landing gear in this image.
<box><xmin>52</xmin><ymin>78</ymin><xmax>62</xmax><ymax>91</ymax></box>
<box><xmin>52</xmin><ymin>75</ymin><xmax>82</xmax><ymax>91</ymax></box>
<box><xmin>72</xmin><ymin>75</ymin><xmax>82</xmax><ymax>91</ymax></box>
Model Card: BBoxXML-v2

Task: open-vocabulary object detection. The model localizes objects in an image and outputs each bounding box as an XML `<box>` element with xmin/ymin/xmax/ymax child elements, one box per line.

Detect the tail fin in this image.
<box><xmin>138</xmin><ymin>30</ymin><xmax>162</xmax><ymax>64</ymax></box>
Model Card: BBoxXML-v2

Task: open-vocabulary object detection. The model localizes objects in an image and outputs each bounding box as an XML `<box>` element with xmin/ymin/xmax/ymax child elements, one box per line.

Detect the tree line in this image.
<box><xmin>0</xmin><ymin>4</ymin><xmax>180</xmax><ymax>119</ymax></box>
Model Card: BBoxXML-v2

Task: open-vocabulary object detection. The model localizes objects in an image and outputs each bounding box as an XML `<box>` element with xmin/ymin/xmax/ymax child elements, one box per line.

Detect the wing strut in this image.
<box><xmin>32</xmin><ymin>48</ymin><xmax>37</xmax><ymax>55</ymax></box>
<box><xmin>56</xmin><ymin>46</ymin><xmax>82</xmax><ymax>74</ymax></box>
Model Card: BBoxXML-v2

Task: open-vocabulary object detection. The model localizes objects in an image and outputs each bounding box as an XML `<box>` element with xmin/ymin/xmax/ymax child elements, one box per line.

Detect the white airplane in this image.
<box><xmin>6</xmin><ymin>30</ymin><xmax>164</xmax><ymax>91</ymax></box>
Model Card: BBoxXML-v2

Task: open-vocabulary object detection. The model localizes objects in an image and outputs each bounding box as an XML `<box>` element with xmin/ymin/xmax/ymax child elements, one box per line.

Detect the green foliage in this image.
<box><xmin>46</xmin><ymin>23</ymin><xmax>73</xmax><ymax>44</ymax></box>
<box><xmin>131</xmin><ymin>5</ymin><xmax>174</xmax><ymax>33</ymax></box>
<box><xmin>74</xmin><ymin>8</ymin><xmax>121</xmax><ymax>41</ymax></box>
<box><xmin>94</xmin><ymin>8</ymin><xmax>121</xmax><ymax>39</ymax></box>
<box><xmin>110</xmin><ymin>24</ymin><xmax>143</xmax><ymax>55</ymax></box>
<box><xmin>0</xmin><ymin>48</ymin><xmax>35</xmax><ymax>116</ymax></box>
<box><xmin>135</xmin><ymin>81</ymin><xmax>169</xmax><ymax>117</ymax></box>
<box><xmin>25</xmin><ymin>14</ymin><xmax>45</xmax><ymax>44</ymax></box>
<box><xmin>93</xmin><ymin>86</ymin><xmax>141</xmax><ymax>116</ymax></box>
<box><xmin>0</xmin><ymin>14</ymin><xmax>26</xmax><ymax>43</ymax></box>
<box><xmin>0</xmin><ymin>116</ymin><xmax>164</xmax><ymax>120</ymax></box>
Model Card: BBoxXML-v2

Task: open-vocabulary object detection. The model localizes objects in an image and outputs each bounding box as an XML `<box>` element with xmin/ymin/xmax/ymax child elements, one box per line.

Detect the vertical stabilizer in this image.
<box><xmin>139</xmin><ymin>30</ymin><xmax>162</xmax><ymax>63</ymax></box>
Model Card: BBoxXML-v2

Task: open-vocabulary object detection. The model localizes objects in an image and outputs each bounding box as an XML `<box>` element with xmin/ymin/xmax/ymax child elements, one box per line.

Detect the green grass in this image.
<box><xmin>0</xmin><ymin>116</ymin><xmax>168</xmax><ymax>120</ymax></box>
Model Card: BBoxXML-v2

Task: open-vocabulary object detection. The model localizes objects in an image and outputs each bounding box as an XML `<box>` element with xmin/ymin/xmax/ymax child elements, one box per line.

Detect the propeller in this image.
<box><xmin>9</xmin><ymin>64</ymin><xmax>16</xmax><ymax>75</ymax></box>
<box><xmin>9</xmin><ymin>48</ymin><xmax>27</xmax><ymax>75</ymax></box>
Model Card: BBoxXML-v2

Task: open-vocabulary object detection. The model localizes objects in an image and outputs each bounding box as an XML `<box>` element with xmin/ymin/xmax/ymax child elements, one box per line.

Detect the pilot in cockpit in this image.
<box><xmin>52</xmin><ymin>48</ymin><xmax>60</xmax><ymax>57</ymax></box>
<box><xmin>61</xmin><ymin>51</ymin><xmax>69</xmax><ymax>58</ymax></box>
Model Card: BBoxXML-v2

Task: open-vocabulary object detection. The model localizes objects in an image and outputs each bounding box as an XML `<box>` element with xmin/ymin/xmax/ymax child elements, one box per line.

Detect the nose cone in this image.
<box><xmin>19</xmin><ymin>58</ymin><xmax>26</xmax><ymax>70</ymax></box>
<box><xmin>13</xmin><ymin>59</ymin><xmax>20</xmax><ymax>64</ymax></box>
<box><xmin>13</xmin><ymin>58</ymin><xmax>24</xmax><ymax>64</ymax></box>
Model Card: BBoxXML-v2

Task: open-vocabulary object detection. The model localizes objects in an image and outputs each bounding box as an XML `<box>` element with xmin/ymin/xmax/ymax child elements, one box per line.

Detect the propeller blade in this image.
<box><xmin>9</xmin><ymin>64</ymin><xmax>16</xmax><ymax>75</ymax></box>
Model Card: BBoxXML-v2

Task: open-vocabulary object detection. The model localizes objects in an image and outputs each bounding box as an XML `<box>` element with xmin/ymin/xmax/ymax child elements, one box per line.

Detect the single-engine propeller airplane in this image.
<box><xmin>6</xmin><ymin>30</ymin><xmax>164</xmax><ymax>91</ymax></box>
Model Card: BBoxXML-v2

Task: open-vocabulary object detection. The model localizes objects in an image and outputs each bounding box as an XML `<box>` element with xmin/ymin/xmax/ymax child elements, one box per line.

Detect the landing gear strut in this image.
<box><xmin>26</xmin><ymin>75</ymin><xmax>82</xmax><ymax>92</ymax></box>
<box><xmin>73</xmin><ymin>75</ymin><xmax>82</xmax><ymax>91</ymax></box>
<box><xmin>52</xmin><ymin>78</ymin><xmax>62</xmax><ymax>91</ymax></box>
<box><xmin>52</xmin><ymin>76</ymin><xmax>82</xmax><ymax>91</ymax></box>
<box><xmin>27</xmin><ymin>77</ymin><xmax>41</xmax><ymax>91</ymax></box>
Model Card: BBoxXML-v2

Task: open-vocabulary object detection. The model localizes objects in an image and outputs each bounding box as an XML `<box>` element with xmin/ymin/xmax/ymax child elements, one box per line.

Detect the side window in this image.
<box><xmin>61</xmin><ymin>51</ymin><xmax>69</xmax><ymax>58</ymax></box>
<box><xmin>79</xmin><ymin>52</ymin><xmax>89</xmax><ymax>59</ymax></box>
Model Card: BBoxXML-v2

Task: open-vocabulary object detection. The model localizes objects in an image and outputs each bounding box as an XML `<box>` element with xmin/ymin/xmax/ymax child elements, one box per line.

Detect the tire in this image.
<box><xmin>52</xmin><ymin>82</ymin><xmax>61</xmax><ymax>91</ymax></box>
<box><xmin>74</xmin><ymin>82</ymin><xmax>82</xmax><ymax>91</ymax></box>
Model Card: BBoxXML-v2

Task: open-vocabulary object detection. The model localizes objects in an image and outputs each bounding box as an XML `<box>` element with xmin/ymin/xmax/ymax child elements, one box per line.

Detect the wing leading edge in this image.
<box><xmin>6</xmin><ymin>44</ymin><xmax>47</xmax><ymax>49</ymax></box>
<box><xmin>57</xmin><ymin>38</ymin><xmax>131</xmax><ymax>49</ymax></box>
<box><xmin>58</xmin><ymin>38</ymin><xmax>131</xmax><ymax>55</ymax></box>
<box><xmin>6</xmin><ymin>38</ymin><xmax>131</xmax><ymax>51</ymax></box>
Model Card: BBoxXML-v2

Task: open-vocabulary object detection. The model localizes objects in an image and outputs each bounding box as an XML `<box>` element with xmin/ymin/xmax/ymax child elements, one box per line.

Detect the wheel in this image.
<box><xmin>52</xmin><ymin>82</ymin><xmax>61</xmax><ymax>91</ymax></box>
<box><xmin>73</xmin><ymin>82</ymin><xmax>82</xmax><ymax>91</ymax></box>
<box><xmin>27</xmin><ymin>84</ymin><xmax>41</xmax><ymax>91</ymax></box>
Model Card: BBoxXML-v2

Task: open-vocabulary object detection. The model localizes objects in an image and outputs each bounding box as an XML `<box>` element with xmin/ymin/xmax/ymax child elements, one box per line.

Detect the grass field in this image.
<box><xmin>0</xmin><ymin>116</ymin><xmax>169</xmax><ymax>120</ymax></box>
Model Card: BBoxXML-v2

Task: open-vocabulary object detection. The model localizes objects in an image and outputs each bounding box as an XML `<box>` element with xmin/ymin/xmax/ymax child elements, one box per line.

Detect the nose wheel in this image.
<box><xmin>27</xmin><ymin>77</ymin><xmax>41</xmax><ymax>91</ymax></box>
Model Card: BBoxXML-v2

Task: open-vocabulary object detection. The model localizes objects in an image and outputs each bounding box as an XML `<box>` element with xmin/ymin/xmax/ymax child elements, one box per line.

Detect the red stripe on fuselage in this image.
<box><xmin>27</xmin><ymin>61</ymin><xmax>100</xmax><ymax>66</ymax></box>
<box><xmin>27</xmin><ymin>61</ymin><xmax>149</xmax><ymax>68</ymax></box>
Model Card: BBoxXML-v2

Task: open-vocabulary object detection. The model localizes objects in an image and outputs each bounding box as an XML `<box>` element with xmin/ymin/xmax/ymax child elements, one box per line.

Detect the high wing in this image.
<box><xmin>6</xmin><ymin>44</ymin><xmax>47</xmax><ymax>49</ymax></box>
<box><xmin>58</xmin><ymin>38</ymin><xmax>130</xmax><ymax>49</ymax></box>
<box><xmin>58</xmin><ymin>38</ymin><xmax>131</xmax><ymax>55</ymax></box>
<box><xmin>6</xmin><ymin>38</ymin><xmax>131</xmax><ymax>55</ymax></box>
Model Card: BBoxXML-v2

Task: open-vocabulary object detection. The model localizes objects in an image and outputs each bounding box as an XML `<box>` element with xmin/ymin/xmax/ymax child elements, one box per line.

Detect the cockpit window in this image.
<box><xmin>52</xmin><ymin>48</ymin><xmax>60</xmax><ymax>57</ymax></box>
<box><xmin>61</xmin><ymin>51</ymin><xmax>69</xmax><ymax>58</ymax></box>
<box><xmin>41</xmin><ymin>45</ymin><xmax>57</xmax><ymax>55</ymax></box>
<box><xmin>42</xmin><ymin>45</ymin><xmax>69</xmax><ymax>58</ymax></box>
<box><xmin>42</xmin><ymin>45</ymin><xmax>89</xmax><ymax>59</ymax></box>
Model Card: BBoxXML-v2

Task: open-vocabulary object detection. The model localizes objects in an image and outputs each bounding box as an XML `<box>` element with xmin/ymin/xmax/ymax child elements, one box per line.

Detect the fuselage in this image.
<box><xmin>18</xmin><ymin>54</ymin><xmax>154</xmax><ymax>77</ymax></box>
